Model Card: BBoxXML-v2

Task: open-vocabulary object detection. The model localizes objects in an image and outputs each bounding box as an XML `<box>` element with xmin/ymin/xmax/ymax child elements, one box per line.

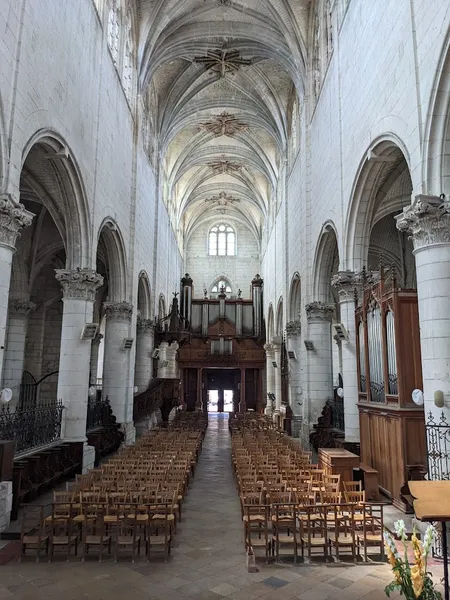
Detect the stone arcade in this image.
<box><xmin>0</xmin><ymin>0</ymin><xmax>449</xmax><ymax>593</ymax></box>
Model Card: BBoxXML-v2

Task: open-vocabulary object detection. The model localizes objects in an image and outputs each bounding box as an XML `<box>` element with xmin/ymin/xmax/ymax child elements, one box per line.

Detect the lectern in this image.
<box><xmin>409</xmin><ymin>480</ymin><xmax>450</xmax><ymax>600</ymax></box>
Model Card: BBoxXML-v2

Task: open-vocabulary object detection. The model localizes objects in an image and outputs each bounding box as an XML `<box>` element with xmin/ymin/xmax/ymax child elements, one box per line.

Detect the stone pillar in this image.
<box><xmin>396</xmin><ymin>195</ymin><xmax>450</xmax><ymax>426</ymax></box>
<box><xmin>305</xmin><ymin>301</ymin><xmax>335</xmax><ymax>425</ymax></box>
<box><xmin>272</xmin><ymin>337</ymin><xmax>282</xmax><ymax>415</ymax></box>
<box><xmin>285</xmin><ymin>320</ymin><xmax>302</xmax><ymax>428</ymax></box>
<box><xmin>264</xmin><ymin>342</ymin><xmax>275</xmax><ymax>416</ymax></box>
<box><xmin>102</xmin><ymin>301</ymin><xmax>134</xmax><ymax>442</ymax></box>
<box><xmin>0</xmin><ymin>196</ymin><xmax>34</xmax><ymax>384</ymax></box>
<box><xmin>55</xmin><ymin>269</ymin><xmax>103</xmax><ymax>471</ymax></box>
<box><xmin>2</xmin><ymin>298</ymin><xmax>36</xmax><ymax>405</ymax></box>
<box><xmin>331</xmin><ymin>271</ymin><xmax>362</xmax><ymax>441</ymax></box>
<box><xmin>135</xmin><ymin>318</ymin><xmax>154</xmax><ymax>392</ymax></box>
<box><xmin>89</xmin><ymin>333</ymin><xmax>103</xmax><ymax>386</ymax></box>
<box><xmin>239</xmin><ymin>368</ymin><xmax>246</xmax><ymax>412</ymax></box>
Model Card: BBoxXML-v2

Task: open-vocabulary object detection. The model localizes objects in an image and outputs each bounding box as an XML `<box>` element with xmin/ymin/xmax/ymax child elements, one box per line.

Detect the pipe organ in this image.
<box><xmin>355</xmin><ymin>268</ymin><xmax>426</xmax><ymax>510</ymax></box>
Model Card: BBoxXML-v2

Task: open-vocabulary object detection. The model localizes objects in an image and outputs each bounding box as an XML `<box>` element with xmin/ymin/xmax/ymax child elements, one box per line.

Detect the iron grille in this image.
<box><xmin>0</xmin><ymin>399</ymin><xmax>64</xmax><ymax>456</ymax></box>
<box><xmin>426</xmin><ymin>410</ymin><xmax>450</xmax><ymax>481</ymax></box>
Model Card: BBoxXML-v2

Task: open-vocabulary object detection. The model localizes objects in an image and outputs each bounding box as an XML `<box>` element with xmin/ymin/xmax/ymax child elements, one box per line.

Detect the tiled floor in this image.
<box><xmin>0</xmin><ymin>413</ymin><xmax>445</xmax><ymax>599</ymax></box>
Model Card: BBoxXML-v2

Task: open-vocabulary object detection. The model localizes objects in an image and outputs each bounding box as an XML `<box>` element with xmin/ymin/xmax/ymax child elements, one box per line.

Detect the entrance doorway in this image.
<box><xmin>207</xmin><ymin>389</ymin><xmax>234</xmax><ymax>413</ymax></box>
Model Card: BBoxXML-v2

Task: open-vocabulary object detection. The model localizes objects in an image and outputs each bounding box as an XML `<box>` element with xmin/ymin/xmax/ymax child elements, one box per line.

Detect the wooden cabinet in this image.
<box><xmin>318</xmin><ymin>448</ymin><xmax>360</xmax><ymax>485</ymax></box>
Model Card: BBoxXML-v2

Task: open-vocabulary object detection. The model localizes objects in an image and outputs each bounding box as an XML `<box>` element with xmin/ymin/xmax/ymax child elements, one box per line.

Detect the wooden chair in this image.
<box><xmin>20</xmin><ymin>505</ymin><xmax>49</xmax><ymax>563</ymax></box>
<box><xmin>272</xmin><ymin>503</ymin><xmax>299</xmax><ymax>563</ymax></box>
<box><xmin>300</xmin><ymin>505</ymin><xmax>329</xmax><ymax>562</ymax></box>
<box><xmin>147</xmin><ymin>504</ymin><xmax>172</xmax><ymax>562</ymax></box>
<box><xmin>48</xmin><ymin>506</ymin><xmax>78</xmax><ymax>562</ymax></box>
<box><xmin>243</xmin><ymin>503</ymin><xmax>271</xmax><ymax>563</ymax></box>
<box><xmin>327</xmin><ymin>503</ymin><xmax>356</xmax><ymax>562</ymax></box>
<box><xmin>81</xmin><ymin>509</ymin><xmax>112</xmax><ymax>562</ymax></box>
<box><xmin>357</xmin><ymin>503</ymin><xmax>384</xmax><ymax>562</ymax></box>
<box><xmin>114</xmin><ymin>505</ymin><xmax>141</xmax><ymax>563</ymax></box>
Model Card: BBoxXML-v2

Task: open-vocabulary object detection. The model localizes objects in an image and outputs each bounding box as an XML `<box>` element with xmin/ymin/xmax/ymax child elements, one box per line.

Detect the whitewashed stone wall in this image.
<box><xmin>262</xmin><ymin>0</ymin><xmax>450</xmax><ymax>436</ymax></box>
<box><xmin>186</xmin><ymin>221</ymin><xmax>259</xmax><ymax>298</ymax></box>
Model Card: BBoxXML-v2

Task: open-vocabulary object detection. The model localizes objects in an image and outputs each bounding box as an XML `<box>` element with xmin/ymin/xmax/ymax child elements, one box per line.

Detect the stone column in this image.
<box><xmin>239</xmin><ymin>368</ymin><xmax>246</xmax><ymax>412</ymax></box>
<box><xmin>2</xmin><ymin>298</ymin><xmax>36</xmax><ymax>405</ymax></box>
<box><xmin>134</xmin><ymin>318</ymin><xmax>154</xmax><ymax>392</ymax></box>
<box><xmin>0</xmin><ymin>196</ymin><xmax>34</xmax><ymax>384</ymax></box>
<box><xmin>251</xmin><ymin>274</ymin><xmax>263</xmax><ymax>337</ymax></box>
<box><xmin>55</xmin><ymin>269</ymin><xmax>103</xmax><ymax>471</ymax></box>
<box><xmin>305</xmin><ymin>301</ymin><xmax>335</xmax><ymax>425</ymax></box>
<box><xmin>102</xmin><ymin>301</ymin><xmax>134</xmax><ymax>442</ymax></box>
<box><xmin>396</xmin><ymin>195</ymin><xmax>450</xmax><ymax>426</ymax></box>
<box><xmin>285</xmin><ymin>320</ymin><xmax>303</xmax><ymax>435</ymax></box>
<box><xmin>272</xmin><ymin>337</ymin><xmax>282</xmax><ymax>415</ymax></box>
<box><xmin>89</xmin><ymin>333</ymin><xmax>103</xmax><ymax>386</ymax></box>
<box><xmin>331</xmin><ymin>271</ymin><xmax>362</xmax><ymax>441</ymax></box>
<box><xmin>264</xmin><ymin>343</ymin><xmax>275</xmax><ymax>416</ymax></box>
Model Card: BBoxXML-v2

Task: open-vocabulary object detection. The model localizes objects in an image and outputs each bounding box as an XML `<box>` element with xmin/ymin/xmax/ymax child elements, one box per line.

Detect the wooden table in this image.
<box><xmin>409</xmin><ymin>480</ymin><xmax>450</xmax><ymax>600</ymax></box>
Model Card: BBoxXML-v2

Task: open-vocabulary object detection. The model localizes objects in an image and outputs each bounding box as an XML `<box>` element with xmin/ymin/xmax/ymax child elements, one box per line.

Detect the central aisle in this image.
<box><xmin>173</xmin><ymin>412</ymin><xmax>245</xmax><ymax>570</ymax></box>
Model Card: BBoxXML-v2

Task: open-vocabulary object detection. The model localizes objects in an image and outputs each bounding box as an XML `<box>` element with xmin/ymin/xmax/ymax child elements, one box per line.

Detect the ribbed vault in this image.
<box><xmin>138</xmin><ymin>0</ymin><xmax>309</xmax><ymax>249</ymax></box>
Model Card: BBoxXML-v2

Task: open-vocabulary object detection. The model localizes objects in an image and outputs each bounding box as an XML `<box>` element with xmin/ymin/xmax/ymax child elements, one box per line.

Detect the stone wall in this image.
<box><xmin>186</xmin><ymin>221</ymin><xmax>259</xmax><ymax>298</ymax></box>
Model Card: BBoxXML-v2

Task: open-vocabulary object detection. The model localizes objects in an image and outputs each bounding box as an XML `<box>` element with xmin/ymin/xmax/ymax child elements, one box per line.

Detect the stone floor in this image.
<box><xmin>0</xmin><ymin>413</ymin><xmax>445</xmax><ymax>599</ymax></box>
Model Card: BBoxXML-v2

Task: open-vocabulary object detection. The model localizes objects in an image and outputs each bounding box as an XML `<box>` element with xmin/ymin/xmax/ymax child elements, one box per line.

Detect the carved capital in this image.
<box><xmin>103</xmin><ymin>301</ymin><xmax>133</xmax><ymax>322</ymax></box>
<box><xmin>137</xmin><ymin>317</ymin><xmax>155</xmax><ymax>334</ymax></box>
<box><xmin>0</xmin><ymin>195</ymin><xmax>34</xmax><ymax>250</ymax></box>
<box><xmin>55</xmin><ymin>269</ymin><xmax>104</xmax><ymax>301</ymax></box>
<box><xmin>263</xmin><ymin>342</ymin><xmax>275</xmax><ymax>357</ymax></box>
<box><xmin>396</xmin><ymin>194</ymin><xmax>450</xmax><ymax>251</ymax></box>
<box><xmin>306</xmin><ymin>301</ymin><xmax>334</xmax><ymax>323</ymax></box>
<box><xmin>8</xmin><ymin>298</ymin><xmax>36</xmax><ymax>316</ymax></box>
<box><xmin>331</xmin><ymin>270</ymin><xmax>361</xmax><ymax>302</ymax></box>
<box><xmin>285</xmin><ymin>320</ymin><xmax>301</xmax><ymax>337</ymax></box>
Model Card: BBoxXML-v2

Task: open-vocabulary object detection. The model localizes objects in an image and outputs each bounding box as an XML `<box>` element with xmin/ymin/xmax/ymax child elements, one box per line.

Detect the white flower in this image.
<box><xmin>384</xmin><ymin>531</ymin><xmax>400</xmax><ymax>558</ymax></box>
<box><xmin>423</xmin><ymin>524</ymin><xmax>436</xmax><ymax>556</ymax></box>
<box><xmin>394</xmin><ymin>519</ymin><xmax>407</xmax><ymax>541</ymax></box>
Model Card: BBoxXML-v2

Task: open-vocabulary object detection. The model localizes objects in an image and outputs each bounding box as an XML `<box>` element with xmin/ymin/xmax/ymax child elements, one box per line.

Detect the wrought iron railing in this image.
<box><xmin>426</xmin><ymin>410</ymin><xmax>450</xmax><ymax>481</ymax></box>
<box><xmin>0</xmin><ymin>399</ymin><xmax>64</xmax><ymax>456</ymax></box>
<box><xmin>86</xmin><ymin>394</ymin><xmax>111</xmax><ymax>431</ymax></box>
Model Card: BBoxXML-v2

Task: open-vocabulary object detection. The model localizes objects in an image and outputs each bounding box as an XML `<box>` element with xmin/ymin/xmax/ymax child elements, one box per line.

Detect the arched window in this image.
<box><xmin>208</xmin><ymin>224</ymin><xmax>235</xmax><ymax>256</ymax></box>
<box><xmin>211</xmin><ymin>279</ymin><xmax>232</xmax><ymax>294</ymax></box>
<box><xmin>107</xmin><ymin>0</ymin><xmax>121</xmax><ymax>65</ymax></box>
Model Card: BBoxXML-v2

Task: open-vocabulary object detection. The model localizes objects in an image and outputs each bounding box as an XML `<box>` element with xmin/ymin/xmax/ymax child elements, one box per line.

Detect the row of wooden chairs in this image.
<box><xmin>232</xmin><ymin>418</ymin><xmax>384</xmax><ymax>562</ymax></box>
<box><xmin>20</xmin><ymin>411</ymin><xmax>208</xmax><ymax>562</ymax></box>
<box><xmin>20</xmin><ymin>502</ymin><xmax>173</xmax><ymax>563</ymax></box>
<box><xmin>243</xmin><ymin>502</ymin><xmax>384</xmax><ymax>563</ymax></box>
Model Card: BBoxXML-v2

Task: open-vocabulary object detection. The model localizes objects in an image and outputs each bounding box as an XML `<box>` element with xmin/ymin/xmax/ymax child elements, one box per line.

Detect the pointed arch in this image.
<box><xmin>97</xmin><ymin>219</ymin><xmax>128</xmax><ymax>302</ymax></box>
<box><xmin>422</xmin><ymin>31</ymin><xmax>450</xmax><ymax>196</ymax></box>
<box><xmin>20</xmin><ymin>130</ymin><xmax>91</xmax><ymax>268</ymax></box>
<box><xmin>312</xmin><ymin>221</ymin><xmax>339</xmax><ymax>303</ymax></box>
<box><xmin>275</xmin><ymin>297</ymin><xmax>284</xmax><ymax>337</ymax></box>
<box><xmin>344</xmin><ymin>136</ymin><xmax>411</xmax><ymax>272</ymax></box>
<box><xmin>267</xmin><ymin>303</ymin><xmax>274</xmax><ymax>342</ymax></box>
<box><xmin>288</xmin><ymin>272</ymin><xmax>301</xmax><ymax>321</ymax></box>
<box><xmin>137</xmin><ymin>271</ymin><xmax>152</xmax><ymax>320</ymax></box>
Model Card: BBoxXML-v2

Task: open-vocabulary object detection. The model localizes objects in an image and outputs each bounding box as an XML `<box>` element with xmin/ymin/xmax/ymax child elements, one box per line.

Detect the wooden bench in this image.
<box><xmin>360</xmin><ymin>463</ymin><xmax>380</xmax><ymax>501</ymax></box>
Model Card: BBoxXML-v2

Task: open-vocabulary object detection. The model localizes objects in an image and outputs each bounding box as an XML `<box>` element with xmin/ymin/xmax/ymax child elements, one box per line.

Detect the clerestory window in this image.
<box><xmin>208</xmin><ymin>224</ymin><xmax>235</xmax><ymax>256</ymax></box>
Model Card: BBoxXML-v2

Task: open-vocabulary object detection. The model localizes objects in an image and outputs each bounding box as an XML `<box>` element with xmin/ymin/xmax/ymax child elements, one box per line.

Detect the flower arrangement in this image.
<box><xmin>384</xmin><ymin>520</ymin><xmax>442</xmax><ymax>599</ymax></box>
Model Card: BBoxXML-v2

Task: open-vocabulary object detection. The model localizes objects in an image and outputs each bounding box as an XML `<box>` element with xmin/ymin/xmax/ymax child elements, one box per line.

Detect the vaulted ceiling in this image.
<box><xmin>136</xmin><ymin>0</ymin><xmax>310</xmax><ymax>247</ymax></box>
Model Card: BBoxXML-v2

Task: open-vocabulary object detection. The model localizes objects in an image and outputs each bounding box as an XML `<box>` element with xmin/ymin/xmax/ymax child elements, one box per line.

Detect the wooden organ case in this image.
<box><xmin>355</xmin><ymin>268</ymin><xmax>426</xmax><ymax>510</ymax></box>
